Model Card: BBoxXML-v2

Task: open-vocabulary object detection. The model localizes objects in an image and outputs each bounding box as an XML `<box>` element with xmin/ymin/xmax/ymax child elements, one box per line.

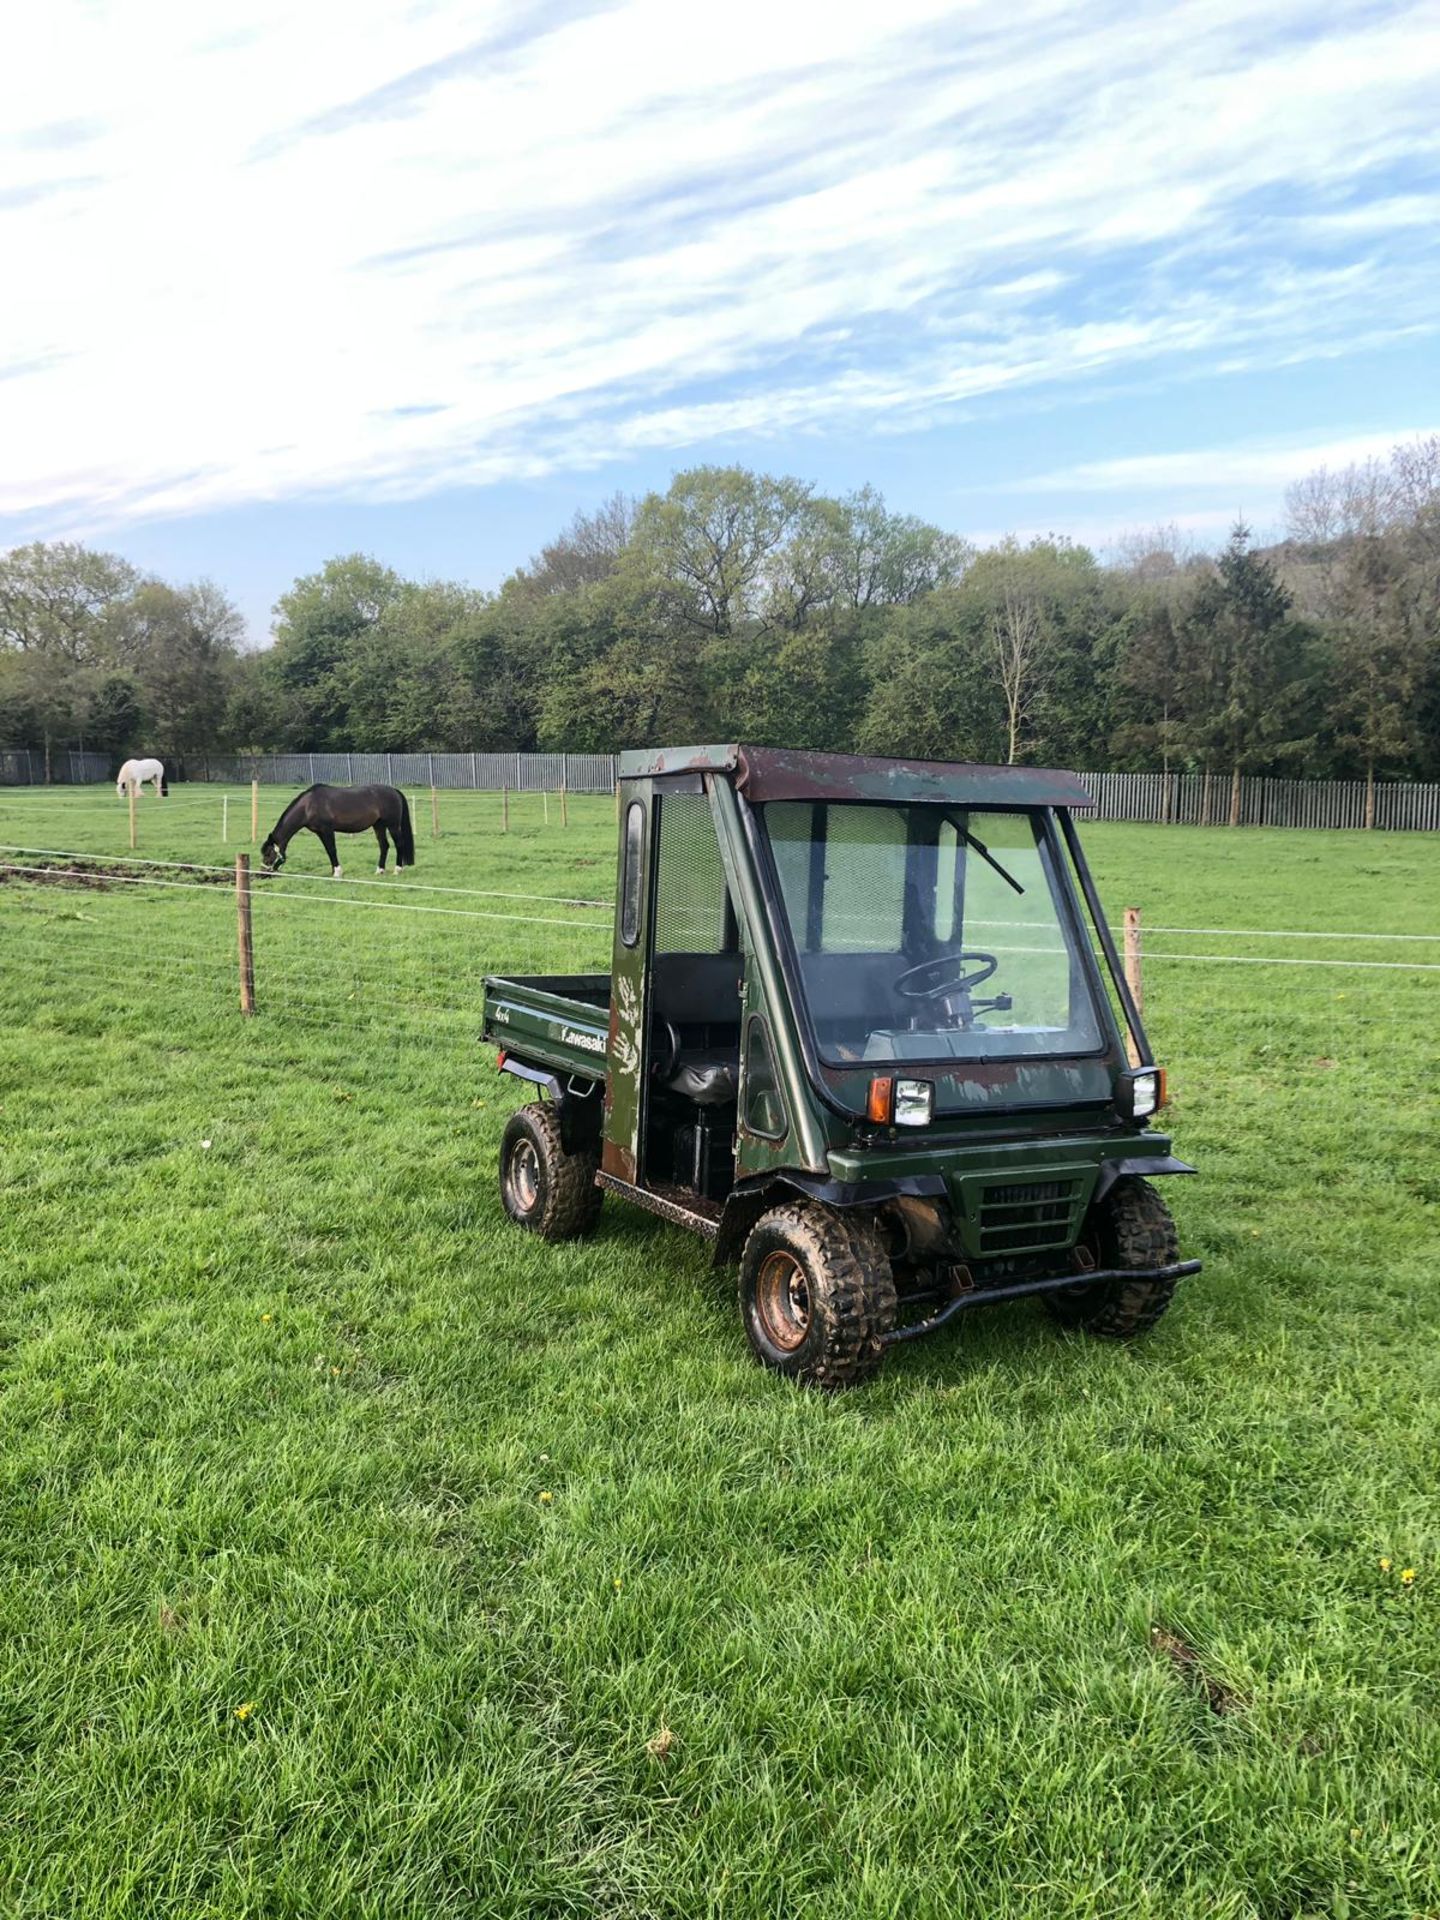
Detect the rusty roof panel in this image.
<box><xmin>618</xmin><ymin>745</ymin><xmax>1093</xmax><ymax>808</ymax></box>
<box><xmin>617</xmin><ymin>745</ymin><xmax>739</xmax><ymax>780</ymax></box>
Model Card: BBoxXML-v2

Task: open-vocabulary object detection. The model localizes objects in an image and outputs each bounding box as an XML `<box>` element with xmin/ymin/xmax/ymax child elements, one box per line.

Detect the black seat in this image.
<box><xmin>651</xmin><ymin>952</ymin><xmax>742</xmax><ymax>1106</ymax></box>
<box><xmin>664</xmin><ymin>1056</ymin><xmax>739</xmax><ymax>1105</ymax></box>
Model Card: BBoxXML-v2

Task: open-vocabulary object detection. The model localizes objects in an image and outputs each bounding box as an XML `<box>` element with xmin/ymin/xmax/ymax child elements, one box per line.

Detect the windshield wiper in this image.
<box><xmin>962</xmin><ymin>827</ymin><xmax>1025</xmax><ymax>896</ymax></box>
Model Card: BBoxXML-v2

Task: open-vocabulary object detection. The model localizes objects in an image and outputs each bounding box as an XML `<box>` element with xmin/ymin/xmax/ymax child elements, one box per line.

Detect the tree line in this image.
<box><xmin>4</xmin><ymin>442</ymin><xmax>1438</xmax><ymax>807</ymax></box>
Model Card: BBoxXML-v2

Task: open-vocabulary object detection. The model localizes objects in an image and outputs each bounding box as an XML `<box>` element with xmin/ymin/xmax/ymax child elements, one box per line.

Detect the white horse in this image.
<box><xmin>116</xmin><ymin>757</ymin><xmax>168</xmax><ymax>798</ymax></box>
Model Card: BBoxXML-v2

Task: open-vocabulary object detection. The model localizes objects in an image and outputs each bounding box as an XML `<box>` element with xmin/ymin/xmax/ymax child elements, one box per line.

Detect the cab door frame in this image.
<box><xmin>601</xmin><ymin>775</ymin><xmax>655</xmax><ymax>1183</ymax></box>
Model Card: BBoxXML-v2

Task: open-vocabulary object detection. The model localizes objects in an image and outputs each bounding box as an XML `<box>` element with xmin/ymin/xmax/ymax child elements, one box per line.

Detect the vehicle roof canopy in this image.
<box><xmin>617</xmin><ymin>745</ymin><xmax>1095</xmax><ymax>810</ymax></box>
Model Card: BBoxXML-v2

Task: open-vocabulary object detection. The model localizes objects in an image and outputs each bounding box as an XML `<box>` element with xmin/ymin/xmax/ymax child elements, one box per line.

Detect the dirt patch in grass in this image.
<box><xmin>0</xmin><ymin>859</ymin><xmax>230</xmax><ymax>891</ymax></box>
<box><xmin>1151</xmin><ymin>1624</ymin><xmax>1246</xmax><ymax>1716</ymax></box>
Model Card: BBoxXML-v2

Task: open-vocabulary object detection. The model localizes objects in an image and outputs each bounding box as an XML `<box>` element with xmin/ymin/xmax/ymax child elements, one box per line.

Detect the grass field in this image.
<box><xmin>2</xmin><ymin>784</ymin><xmax>1438</xmax><ymax>1918</ymax></box>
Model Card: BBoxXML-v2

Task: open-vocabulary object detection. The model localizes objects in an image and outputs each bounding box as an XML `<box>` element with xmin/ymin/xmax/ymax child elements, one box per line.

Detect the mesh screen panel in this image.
<box><xmin>768</xmin><ymin>802</ymin><xmax>909</xmax><ymax>953</ymax></box>
<box><xmin>654</xmin><ymin>791</ymin><xmax>728</xmax><ymax>953</ymax></box>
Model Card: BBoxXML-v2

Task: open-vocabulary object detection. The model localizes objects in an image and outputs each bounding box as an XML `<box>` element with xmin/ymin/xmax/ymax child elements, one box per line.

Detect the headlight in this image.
<box><xmin>894</xmin><ymin>1078</ymin><xmax>934</xmax><ymax>1127</ymax></box>
<box><xmin>1121</xmin><ymin>1068</ymin><xmax>1166</xmax><ymax>1120</ymax></box>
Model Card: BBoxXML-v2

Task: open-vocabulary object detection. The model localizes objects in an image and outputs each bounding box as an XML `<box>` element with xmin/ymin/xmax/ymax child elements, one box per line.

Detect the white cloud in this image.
<box><xmin>2</xmin><ymin>0</ymin><xmax>1439</xmax><ymax>530</ymax></box>
<box><xmin>1004</xmin><ymin>427</ymin><xmax>1440</xmax><ymax>497</ymax></box>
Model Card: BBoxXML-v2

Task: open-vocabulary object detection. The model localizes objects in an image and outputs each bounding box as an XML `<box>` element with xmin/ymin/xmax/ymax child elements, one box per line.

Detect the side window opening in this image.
<box><xmin>643</xmin><ymin>788</ymin><xmax>744</xmax><ymax>1203</ymax></box>
<box><xmin>620</xmin><ymin>800</ymin><xmax>645</xmax><ymax>947</ymax></box>
<box><xmin>742</xmin><ymin>1017</ymin><xmax>786</xmax><ymax>1140</ymax></box>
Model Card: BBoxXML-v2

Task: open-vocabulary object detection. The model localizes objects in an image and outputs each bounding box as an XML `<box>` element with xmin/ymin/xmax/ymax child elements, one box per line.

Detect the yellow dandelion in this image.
<box><xmin>1380</xmin><ymin>1557</ymin><xmax>1392</xmax><ymax>1572</ymax></box>
<box><xmin>1401</xmin><ymin>1568</ymin><xmax>1416</xmax><ymax>1586</ymax></box>
<box><xmin>234</xmin><ymin>1702</ymin><xmax>254</xmax><ymax>1721</ymax></box>
<box><xmin>261</xmin><ymin>1313</ymin><xmax>272</xmax><ymax>1323</ymax></box>
<box><xmin>613</xmin><ymin>1577</ymin><xmax>623</xmax><ymax>1592</ymax></box>
<box><xmin>538</xmin><ymin>1490</ymin><xmax>554</xmax><ymax>1506</ymax></box>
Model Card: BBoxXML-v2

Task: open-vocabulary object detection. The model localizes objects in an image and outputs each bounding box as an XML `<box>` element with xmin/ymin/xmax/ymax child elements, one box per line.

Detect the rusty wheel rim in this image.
<box><xmin>755</xmin><ymin>1249</ymin><xmax>811</xmax><ymax>1352</ymax></box>
<box><xmin>507</xmin><ymin>1137</ymin><xmax>541</xmax><ymax>1215</ymax></box>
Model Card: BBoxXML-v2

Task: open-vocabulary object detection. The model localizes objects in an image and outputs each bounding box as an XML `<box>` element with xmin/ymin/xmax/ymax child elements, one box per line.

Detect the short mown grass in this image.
<box><xmin>1</xmin><ymin>786</ymin><xmax>1437</xmax><ymax>1918</ymax></box>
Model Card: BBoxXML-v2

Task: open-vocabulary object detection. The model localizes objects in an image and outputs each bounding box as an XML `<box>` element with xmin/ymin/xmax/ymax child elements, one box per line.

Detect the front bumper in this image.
<box><xmin>882</xmin><ymin>1258</ymin><xmax>1203</xmax><ymax>1345</ymax></box>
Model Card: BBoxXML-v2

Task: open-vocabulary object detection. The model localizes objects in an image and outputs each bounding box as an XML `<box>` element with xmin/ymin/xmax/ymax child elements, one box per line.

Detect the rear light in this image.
<box><xmin>894</xmin><ymin>1079</ymin><xmax>934</xmax><ymax>1127</ymax></box>
<box><xmin>497</xmin><ymin>1049</ymin><xmax>508</xmax><ymax>1069</ymax></box>
<box><xmin>867</xmin><ymin>1076</ymin><xmax>894</xmax><ymax>1124</ymax></box>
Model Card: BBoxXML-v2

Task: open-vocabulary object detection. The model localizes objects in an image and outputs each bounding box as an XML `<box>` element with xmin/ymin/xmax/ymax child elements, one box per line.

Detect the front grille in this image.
<box><xmin>978</xmin><ymin>1178</ymin><xmax>1080</xmax><ymax>1255</ymax></box>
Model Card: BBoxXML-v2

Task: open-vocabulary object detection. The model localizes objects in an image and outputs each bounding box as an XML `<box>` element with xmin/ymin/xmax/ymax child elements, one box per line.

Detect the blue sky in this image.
<box><xmin>2</xmin><ymin>0</ymin><xmax>1438</xmax><ymax>643</ymax></box>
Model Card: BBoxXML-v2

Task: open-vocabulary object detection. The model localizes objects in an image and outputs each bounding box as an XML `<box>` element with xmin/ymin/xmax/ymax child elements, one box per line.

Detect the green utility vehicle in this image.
<box><xmin>482</xmin><ymin>746</ymin><xmax>1198</xmax><ymax>1388</ymax></box>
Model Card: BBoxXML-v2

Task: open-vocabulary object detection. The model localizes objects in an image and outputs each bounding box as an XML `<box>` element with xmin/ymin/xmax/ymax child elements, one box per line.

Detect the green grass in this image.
<box><xmin>1</xmin><ymin>786</ymin><xmax>1438</xmax><ymax>1918</ymax></box>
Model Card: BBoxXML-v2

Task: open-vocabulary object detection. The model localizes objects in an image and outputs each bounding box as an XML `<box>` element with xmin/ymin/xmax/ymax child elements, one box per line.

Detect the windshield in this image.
<box><xmin>761</xmin><ymin>802</ymin><xmax>1102</xmax><ymax>1065</ymax></box>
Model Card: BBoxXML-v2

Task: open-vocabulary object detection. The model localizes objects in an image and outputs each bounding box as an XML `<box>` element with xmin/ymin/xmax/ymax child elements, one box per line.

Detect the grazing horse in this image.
<box><xmin>261</xmin><ymin>783</ymin><xmax>415</xmax><ymax>878</ymax></box>
<box><xmin>117</xmin><ymin>757</ymin><xmax>167</xmax><ymax>798</ymax></box>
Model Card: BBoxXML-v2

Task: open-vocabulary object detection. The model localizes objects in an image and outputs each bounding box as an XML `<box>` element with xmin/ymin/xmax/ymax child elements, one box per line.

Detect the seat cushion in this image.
<box><xmin>664</xmin><ymin>1057</ymin><xmax>739</xmax><ymax>1106</ymax></box>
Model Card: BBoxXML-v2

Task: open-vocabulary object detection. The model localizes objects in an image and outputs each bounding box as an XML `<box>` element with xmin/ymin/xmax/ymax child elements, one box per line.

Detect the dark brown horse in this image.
<box><xmin>261</xmin><ymin>784</ymin><xmax>415</xmax><ymax>877</ymax></box>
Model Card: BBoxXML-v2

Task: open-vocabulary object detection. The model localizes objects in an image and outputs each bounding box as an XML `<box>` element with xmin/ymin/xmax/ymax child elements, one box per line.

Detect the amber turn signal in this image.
<box><xmin>867</xmin><ymin>1076</ymin><xmax>894</xmax><ymax>1124</ymax></box>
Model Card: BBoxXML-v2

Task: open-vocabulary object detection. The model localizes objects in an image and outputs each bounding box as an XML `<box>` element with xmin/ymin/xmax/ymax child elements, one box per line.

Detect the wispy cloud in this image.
<box><xmin>1006</xmin><ymin>428</ymin><xmax>1440</xmax><ymax>497</ymax></box>
<box><xmin>2</xmin><ymin>0</ymin><xmax>1439</xmax><ymax>531</ymax></box>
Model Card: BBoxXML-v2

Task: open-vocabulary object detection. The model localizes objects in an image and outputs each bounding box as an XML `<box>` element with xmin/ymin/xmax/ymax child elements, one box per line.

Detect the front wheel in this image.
<box><xmin>499</xmin><ymin>1102</ymin><xmax>602</xmax><ymax>1241</ymax></box>
<box><xmin>1046</xmin><ymin>1177</ymin><xmax>1181</xmax><ymax>1339</ymax></box>
<box><xmin>739</xmin><ymin>1203</ymin><xmax>896</xmax><ymax>1389</ymax></box>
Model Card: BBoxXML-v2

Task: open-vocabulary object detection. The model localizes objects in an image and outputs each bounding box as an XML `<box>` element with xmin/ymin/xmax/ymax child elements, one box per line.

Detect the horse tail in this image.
<box><xmin>160</xmin><ymin>766</ymin><xmax>169</xmax><ymax>796</ymax></box>
<box><xmin>396</xmin><ymin>791</ymin><xmax>416</xmax><ymax>868</ymax></box>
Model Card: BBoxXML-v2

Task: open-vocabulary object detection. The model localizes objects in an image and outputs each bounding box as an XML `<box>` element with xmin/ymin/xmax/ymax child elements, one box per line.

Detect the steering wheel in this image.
<box><xmin>650</xmin><ymin>1018</ymin><xmax>683</xmax><ymax>1081</ymax></box>
<box><xmin>893</xmin><ymin>952</ymin><xmax>1000</xmax><ymax>1001</ymax></box>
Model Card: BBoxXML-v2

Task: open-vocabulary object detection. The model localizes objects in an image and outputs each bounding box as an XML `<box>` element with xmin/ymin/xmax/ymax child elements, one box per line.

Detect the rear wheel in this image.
<box><xmin>739</xmin><ymin>1202</ymin><xmax>896</xmax><ymax>1389</ymax></box>
<box><xmin>500</xmin><ymin>1102</ymin><xmax>602</xmax><ymax>1241</ymax></box>
<box><xmin>1046</xmin><ymin>1176</ymin><xmax>1180</xmax><ymax>1339</ymax></box>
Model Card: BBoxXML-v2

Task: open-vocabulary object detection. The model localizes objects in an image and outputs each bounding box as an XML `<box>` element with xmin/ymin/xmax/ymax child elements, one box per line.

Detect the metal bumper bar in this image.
<box><xmin>882</xmin><ymin>1259</ymin><xmax>1203</xmax><ymax>1345</ymax></box>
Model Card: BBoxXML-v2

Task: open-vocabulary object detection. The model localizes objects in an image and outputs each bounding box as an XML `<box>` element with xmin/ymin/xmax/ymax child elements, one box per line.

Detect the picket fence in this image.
<box><xmin>4</xmin><ymin>745</ymin><xmax>1438</xmax><ymax>829</ymax></box>
<box><xmin>195</xmin><ymin>750</ymin><xmax>620</xmax><ymax>793</ymax></box>
<box><xmin>197</xmin><ymin>755</ymin><xmax>1440</xmax><ymax>831</ymax></box>
<box><xmin>0</xmin><ymin>748</ymin><xmax>112</xmax><ymax>786</ymax></box>
<box><xmin>1081</xmin><ymin>770</ymin><xmax>1440</xmax><ymax>832</ymax></box>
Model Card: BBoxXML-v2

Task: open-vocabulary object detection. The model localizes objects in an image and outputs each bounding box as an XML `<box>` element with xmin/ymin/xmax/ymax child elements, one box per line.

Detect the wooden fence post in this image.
<box><xmin>430</xmin><ymin>783</ymin><xmax>439</xmax><ymax>838</ymax></box>
<box><xmin>128</xmin><ymin>784</ymin><xmax>136</xmax><ymax>850</ymax></box>
<box><xmin>223</xmin><ymin>796</ymin><xmax>229</xmax><ymax>843</ymax></box>
<box><xmin>236</xmin><ymin>854</ymin><xmax>256</xmax><ymax>1016</ymax></box>
<box><xmin>1123</xmin><ymin>906</ymin><xmax>1142</xmax><ymax>1068</ymax></box>
<box><xmin>561</xmin><ymin>778</ymin><xmax>568</xmax><ymax>828</ymax></box>
<box><xmin>1229</xmin><ymin>765</ymin><xmax>1242</xmax><ymax>828</ymax></box>
<box><xmin>543</xmin><ymin>789</ymin><xmax>549</xmax><ymax>825</ymax></box>
<box><xmin>502</xmin><ymin>785</ymin><xmax>509</xmax><ymax>833</ymax></box>
<box><xmin>251</xmin><ymin>779</ymin><xmax>259</xmax><ymax>844</ymax></box>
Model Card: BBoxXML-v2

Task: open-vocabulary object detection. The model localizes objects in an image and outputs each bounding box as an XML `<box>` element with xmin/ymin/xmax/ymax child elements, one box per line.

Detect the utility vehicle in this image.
<box><xmin>482</xmin><ymin>745</ymin><xmax>1198</xmax><ymax>1388</ymax></box>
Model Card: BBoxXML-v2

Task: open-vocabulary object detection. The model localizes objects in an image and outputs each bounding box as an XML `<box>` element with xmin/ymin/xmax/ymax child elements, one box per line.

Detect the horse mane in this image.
<box><xmin>270</xmin><ymin>786</ymin><xmax>318</xmax><ymax>841</ymax></box>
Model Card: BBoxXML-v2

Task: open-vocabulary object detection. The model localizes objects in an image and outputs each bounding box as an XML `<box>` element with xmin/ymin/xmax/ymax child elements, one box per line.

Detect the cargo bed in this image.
<box><xmin>481</xmin><ymin>973</ymin><xmax>610</xmax><ymax>1081</ymax></box>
